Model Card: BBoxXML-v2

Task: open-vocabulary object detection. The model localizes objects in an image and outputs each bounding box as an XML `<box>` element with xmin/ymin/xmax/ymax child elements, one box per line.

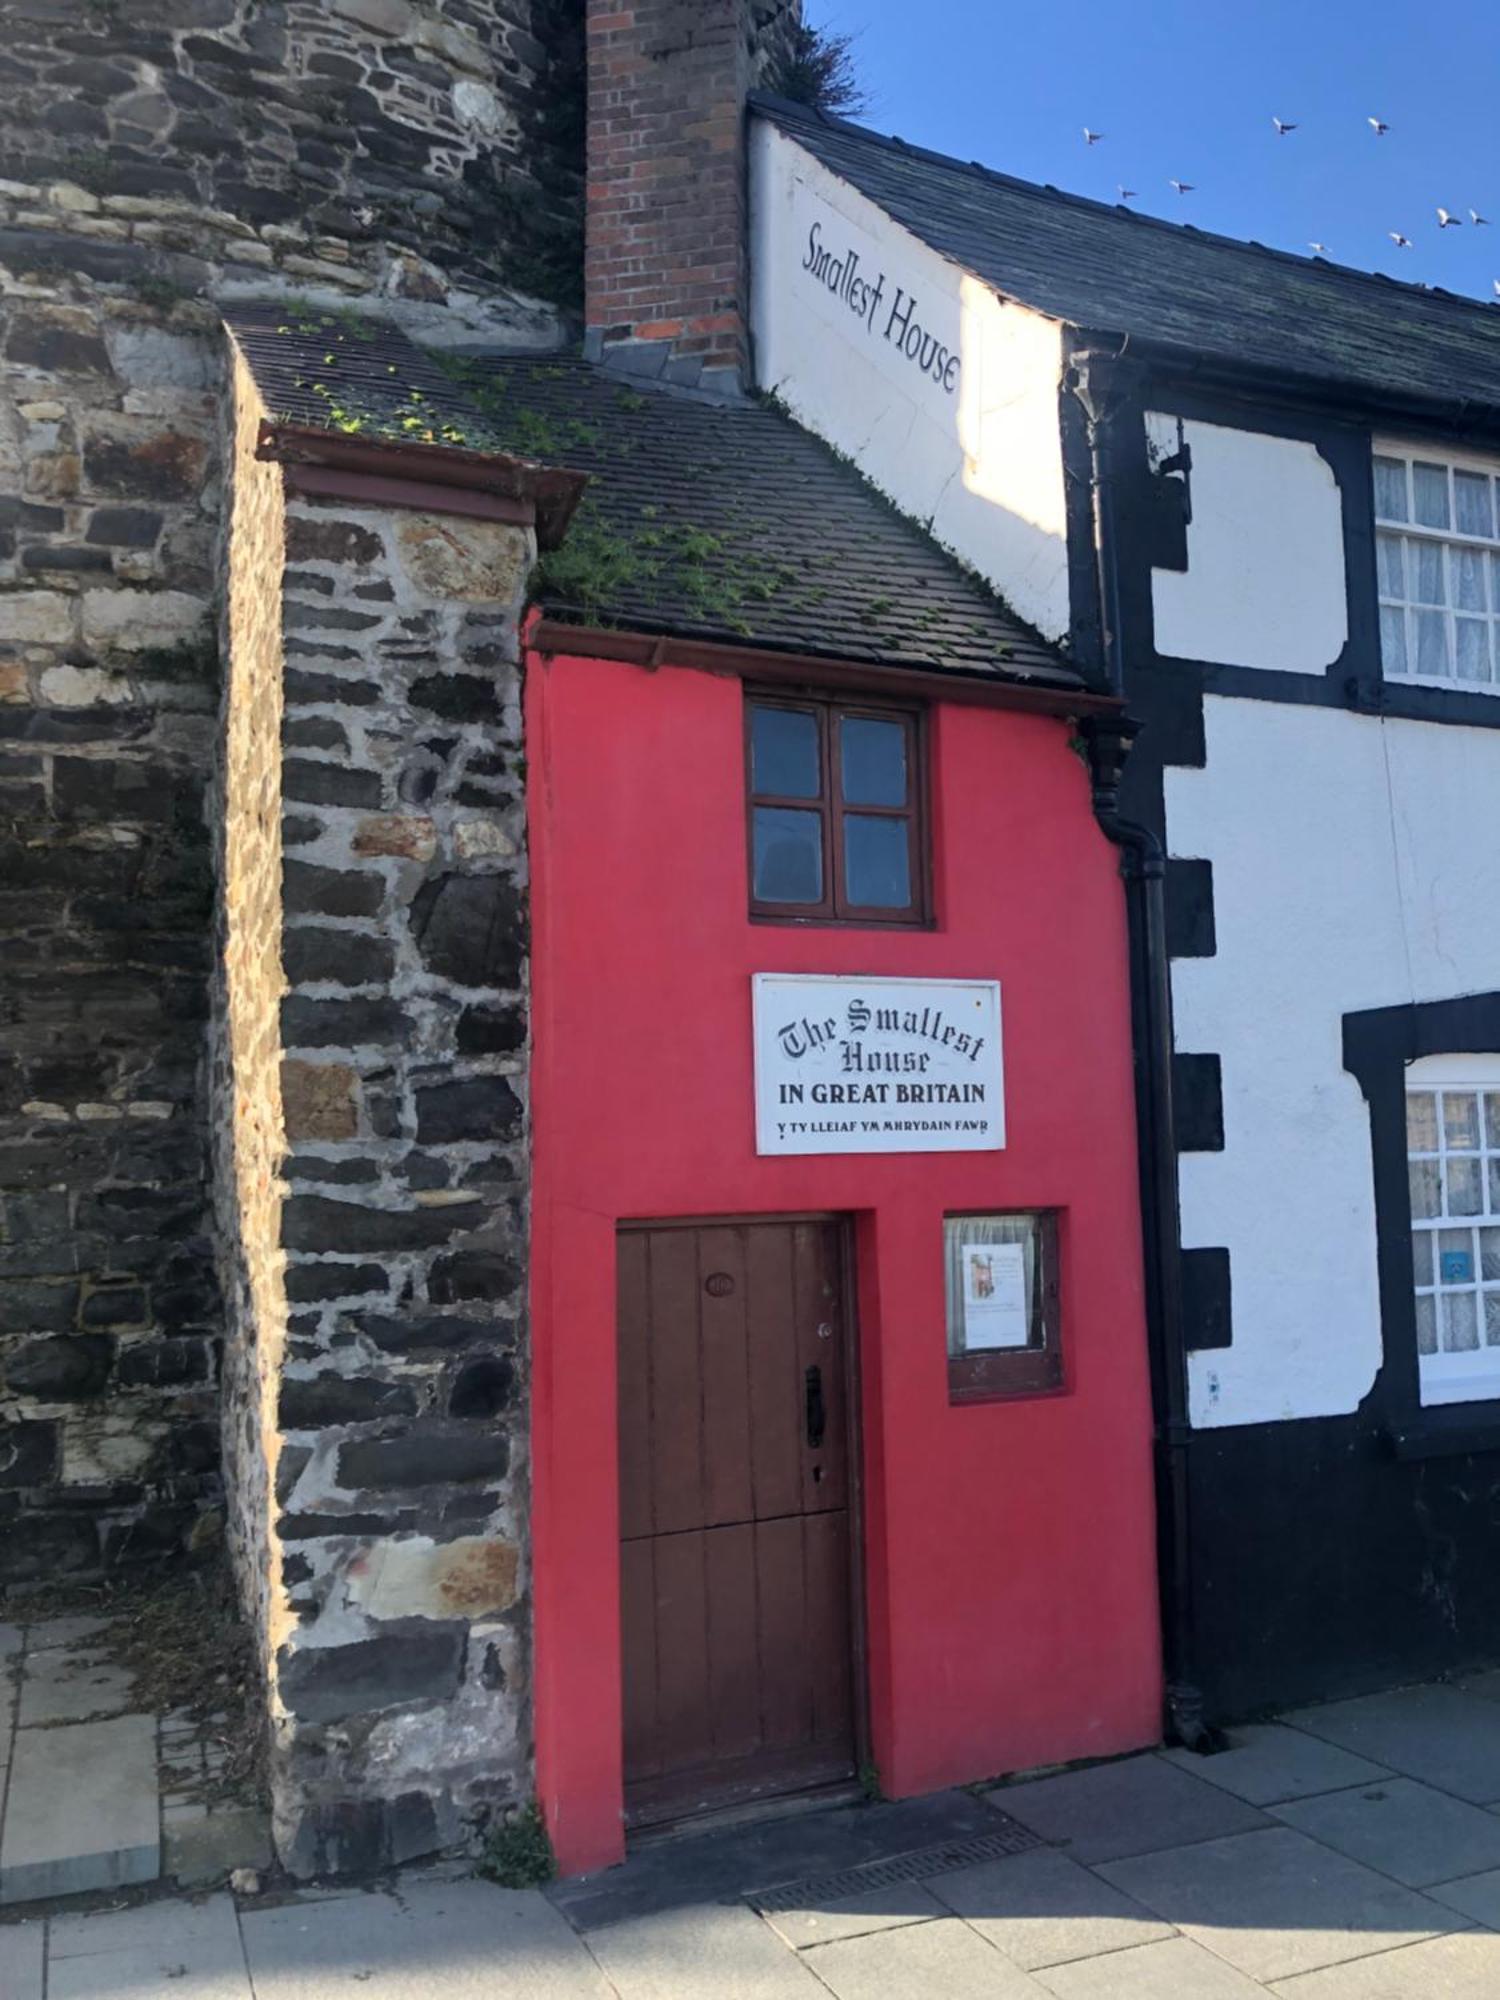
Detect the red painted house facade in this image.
<box><xmin>526</xmin><ymin>624</ymin><xmax>1161</xmax><ymax>1874</ymax></box>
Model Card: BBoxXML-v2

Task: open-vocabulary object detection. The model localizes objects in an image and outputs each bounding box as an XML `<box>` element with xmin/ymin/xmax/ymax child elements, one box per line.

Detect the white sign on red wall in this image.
<box><xmin>752</xmin><ymin>973</ymin><xmax>1004</xmax><ymax>1156</ymax></box>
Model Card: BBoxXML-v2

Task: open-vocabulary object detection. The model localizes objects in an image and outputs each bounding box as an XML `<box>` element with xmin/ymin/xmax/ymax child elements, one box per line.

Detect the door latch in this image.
<box><xmin>804</xmin><ymin>1364</ymin><xmax>827</xmax><ymax>1450</ymax></box>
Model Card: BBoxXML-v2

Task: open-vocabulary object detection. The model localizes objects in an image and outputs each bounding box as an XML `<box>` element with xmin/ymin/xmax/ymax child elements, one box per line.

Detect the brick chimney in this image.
<box><xmin>585</xmin><ymin>0</ymin><xmax>799</xmax><ymax>393</ymax></box>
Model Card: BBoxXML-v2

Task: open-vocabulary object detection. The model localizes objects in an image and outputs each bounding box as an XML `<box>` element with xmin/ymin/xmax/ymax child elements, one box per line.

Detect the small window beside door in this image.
<box><xmin>1406</xmin><ymin>1058</ymin><xmax>1500</xmax><ymax>1406</ymax></box>
<box><xmin>945</xmin><ymin>1211</ymin><xmax>1063</xmax><ymax>1403</ymax></box>
<box><xmin>746</xmin><ymin>694</ymin><xmax>928</xmax><ymax>924</ymax></box>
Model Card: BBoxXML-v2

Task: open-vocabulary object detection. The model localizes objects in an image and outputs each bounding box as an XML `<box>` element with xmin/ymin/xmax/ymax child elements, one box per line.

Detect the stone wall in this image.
<box><xmin>0</xmin><ymin>286</ymin><xmax>224</xmax><ymax>1582</ymax></box>
<box><xmin>0</xmin><ymin>0</ymin><xmax>583</xmax><ymax>338</ymax></box>
<box><xmin>221</xmin><ymin>349</ymin><xmax>534</xmax><ymax>1874</ymax></box>
<box><xmin>0</xmin><ymin>0</ymin><xmax>576</xmax><ymax>1583</ymax></box>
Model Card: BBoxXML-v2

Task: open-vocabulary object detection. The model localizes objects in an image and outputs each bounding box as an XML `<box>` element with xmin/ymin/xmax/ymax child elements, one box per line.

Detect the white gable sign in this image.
<box><xmin>788</xmin><ymin>178</ymin><xmax>964</xmax><ymax>408</ymax></box>
<box><xmin>753</xmin><ymin>973</ymin><xmax>1004</xmax><ymax>1156</ymax></box>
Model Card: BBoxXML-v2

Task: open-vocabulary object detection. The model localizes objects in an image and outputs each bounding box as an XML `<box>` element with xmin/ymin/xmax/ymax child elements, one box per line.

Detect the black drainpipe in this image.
<box><xmin>1068</xmin><ymin>347</ymin><xmax>1220</xmax><ymax>1754</ymax></box>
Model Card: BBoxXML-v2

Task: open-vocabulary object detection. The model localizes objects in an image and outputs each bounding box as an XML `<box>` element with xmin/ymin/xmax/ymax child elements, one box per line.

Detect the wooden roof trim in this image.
<box><xmin>256</xmin><ymin>422</ymin><xmax>588</xmax><ymax>548</ymax></box>
<box><xmin>529</xmin><ymin>618</ymin><xmax>1117</xmax><ymax>717</ymax></box>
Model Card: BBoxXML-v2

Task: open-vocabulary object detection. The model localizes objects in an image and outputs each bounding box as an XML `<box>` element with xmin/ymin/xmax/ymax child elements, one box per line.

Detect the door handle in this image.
<box><xmin>805</xmin><ymin>1365</ymin><xmax>826</xmax><ymax>1450</ymax></box>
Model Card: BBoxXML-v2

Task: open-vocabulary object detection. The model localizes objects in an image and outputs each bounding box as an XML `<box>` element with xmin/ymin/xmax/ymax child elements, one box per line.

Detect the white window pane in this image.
<box><xmin>1457</xmin><ymin>619</ymin><xmax>1492</xmax><ymax>680</ymax></box>
<box><xmin>1417</xmin><ymin>1293</ymin><xmax>1438</xmax><ymax>1354</ymax></box>
<box><xmin>1411</xmin><ymin>1158</ymin><xmax>1442</xmax><ymax>1218</ymax></box>
<box><xmin>1414</xmin><ymin>460</ymin><xmax>1451</xmax><ymax>529</ymax></box>
<box><xmin>1490</xmin><ymin>1156</ymin><xmax>1500</xmax><ymax>1213</ymax></box>
<box><xmin>1456</xmin><ymin>546</ymin><xmax>1490</xmax><ymax>611</ymax></box>
<box><xmin>1380</xmin><ymin>605</ymin><xmax>1409</xmax><ymax>673</ymax></box>
<box><xmin>1443</xmin><ymin>1288</ymin><xmax>1480</xmax><ymax>1351</ymax></box>
<box><xmin>1439</xmin><ymin>1229</ymin><xmax>1477</xmax><ymax>1283</ymax></box>
<box><xmin>1445</xmin><ymin>1092</ymin><xmax>1482</xmax><ymax>1148</ymax></box>
<box><xmin>1374</xmin><ymin>454</ymin><xmax>1409</xmax><ymax>522</ymax></box>
<box><xmin>1413</xmin><ymin>1231</ymin><xmax>1435</xmax><ymax>1285</ymax></box>
<box><xmin>1456</xmin><ymin>470</ymin><xmax>1496</xmax><ymax>539</ymax></box>
<box><xmin>1486</xmin><ymin>1292</ymin><xmax>1500</xmax><ymax>1346</ymax></box>
<box><xmin>1413</xmin><ymin>542</ymin><xmax>1447</xmax><ymax>604</ymax></box>
<box><xmin>1377</xmin><ymin>531</ymin><xmax>1406</xmax><ymax>599</ymax></box>
<box><xmin>1415</xmin><ymin>608</ymin><xmax>1449</xmax><ymax>676</ymax></box>
<box><xmin>1487</xmin><ymin>1094</ymin><xmax>1500</xmax><ymax>1149</ymax></box>
<box><xmin>1408</xmin><ymin>1091</ymin><xmax>1440</xmax><ymax>1151</ymax></box>
<box><xmin>1448</xmin><ymin>1156</ymin><xmax>1484</xmax><ymax>1215</ymax></box>
<box><xmin>1482</xmin><ymin>1227</ymin><xmax>1500</xmax><ymax>1280</ymax></box>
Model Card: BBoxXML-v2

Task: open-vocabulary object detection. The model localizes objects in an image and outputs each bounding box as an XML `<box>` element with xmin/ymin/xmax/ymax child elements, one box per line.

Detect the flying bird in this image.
<box><xmin>1493</xmin><ymin>279</ymin><xmax>1500</xmax><ymax>296</ymax></box>
<box><xmin>1369</xmin><ymin>116</ymin><xmax>1390</xmax><ymax>136</ymax></box>
<box><xmin>1169</xmin><ymin>179</ymin><xmax>1195</xmax><ymax>195</ymax></box>
<box><xmin>1118</xmin><ymin>185</ymin><xmax>1138</xmax><ymax>201</ymax></box>
<box><xmin>1389</xmin><ymin>232</ymin><xmax>1413</xmax><ymax>248</ymax></box>
<box><xmin>1309</xmin><ymin>241</ymin><xmax>1331</xmax><ymax>254</ymax></box>
<box><xmin>1473</xmin><ymin>210</ymin><xmax>1491</xmax><ymax>226</ymax></box>
<box><xmin>1083</xmin><ymin>127</ymin><xmax>1104</xmax><ymax>145</ymax></box>
<box><xmin>1273</xmin><ymin>117</ymin><xmax>1297</xmax><ymax>136</ymax></box>
<box><xmin>1438</xmin><ymin>208</ymin><xmax>1463</xmax><ymax>228</ymax></box>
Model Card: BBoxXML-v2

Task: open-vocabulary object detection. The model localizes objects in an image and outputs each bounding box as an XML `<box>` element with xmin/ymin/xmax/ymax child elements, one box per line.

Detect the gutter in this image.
<box><xmin>530</xmin><ymin>618</ymin><xmax>1120</xmax><ymax>719</ymax></box>
<box><xmin>1069</xmin><ymin>347</ymin><xmax>1220</xmax><ymax>1756</ymax></box>
<box><xmin>255</xmin><ymin>421</ymin><xmax>589</xmax><ymax>549</ymax></box>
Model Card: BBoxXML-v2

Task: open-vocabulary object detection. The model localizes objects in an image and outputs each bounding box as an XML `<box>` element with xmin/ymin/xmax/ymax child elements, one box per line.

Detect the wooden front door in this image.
<box><xmin>617</xmin><ymin>1219</ymin><xmax>858</xmax><ymax>1828</ymax></box>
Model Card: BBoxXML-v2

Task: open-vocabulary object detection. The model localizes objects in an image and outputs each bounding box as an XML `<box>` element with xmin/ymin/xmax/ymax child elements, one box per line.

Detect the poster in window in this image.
<box><xmin>960</xmin><ymin>1241</ymin><xmax>1030</xmax><ymax>1350</ymax></box>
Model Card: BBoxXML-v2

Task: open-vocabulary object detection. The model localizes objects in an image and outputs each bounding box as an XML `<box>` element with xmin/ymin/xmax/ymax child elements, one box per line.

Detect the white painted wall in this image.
<box><xmin>750</xmin><ymin>119</ymin><xmax>1071</xmax><ymax>642</ymax></box>
<box><xmin>1146</xmin><ymin>415</ymin><xmax>1348</xmax><ymax>672</ymax></box>
<box><xmin>1167</xmin><ymin>696</ymin><xmax>1500</xmax><ymax>1427</ymax></box>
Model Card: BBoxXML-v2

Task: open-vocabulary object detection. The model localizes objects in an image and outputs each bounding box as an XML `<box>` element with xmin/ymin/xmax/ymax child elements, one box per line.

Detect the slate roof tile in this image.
<box><xmin>224</xmin><ymin>304</ymin><xmax>1078</xmax><ymax>692</ymax></box>
<box><xmin>756</xmin><ymin>93</ymin><xmax>1500</xmax><ymax>416</ymax></box>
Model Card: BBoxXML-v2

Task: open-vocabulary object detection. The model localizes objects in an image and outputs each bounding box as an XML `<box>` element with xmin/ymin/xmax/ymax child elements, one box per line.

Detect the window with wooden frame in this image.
<box><xmin>745</xmin><ymin>692</ymin><xmax>928</xmax><ymax>925</ymax></box>
<box><xmin>944</xmin><ymin>1211</ymin><xmax>1063</xmax><ymax>1403</ymax></box>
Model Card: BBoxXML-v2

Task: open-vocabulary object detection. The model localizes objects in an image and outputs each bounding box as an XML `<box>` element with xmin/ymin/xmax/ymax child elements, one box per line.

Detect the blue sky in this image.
<box><xmin>805</xmin><ymin>0</ymin><xmax>1500</xmax><ymax>305</ymax></box>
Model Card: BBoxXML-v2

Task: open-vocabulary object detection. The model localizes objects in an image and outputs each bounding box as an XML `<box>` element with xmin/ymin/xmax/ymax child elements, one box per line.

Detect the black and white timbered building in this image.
<box><xmin>746</xmin><ymin>91</ymin><xmax>1500</xmax><ymax>1731</ymax></box>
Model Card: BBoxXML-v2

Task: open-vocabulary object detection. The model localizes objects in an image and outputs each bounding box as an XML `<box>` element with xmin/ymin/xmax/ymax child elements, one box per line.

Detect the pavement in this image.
<box><xmin>14</xmin><ymin>1678</ymin><xmax>1500</xmax><ymax>1994</ymax></box>
<box><xmin>0</xmin><ymin>1615</ymin><xmax>270</xmax><ymax>1907</ymax></box>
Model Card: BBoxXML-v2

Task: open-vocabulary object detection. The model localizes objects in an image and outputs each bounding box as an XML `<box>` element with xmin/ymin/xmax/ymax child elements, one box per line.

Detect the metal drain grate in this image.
<box><xmin>747</xmin><ymin>1815</ymin><xmax>1042</xmax><ymax>1914</ymax></box>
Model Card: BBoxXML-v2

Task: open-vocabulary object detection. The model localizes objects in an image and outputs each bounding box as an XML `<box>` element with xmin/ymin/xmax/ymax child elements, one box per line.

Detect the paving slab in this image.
<box><xmin>1427</xmin><ymin>1864</ymin><xmax>1500</xmax><ymax>1926</ymax></box>
<box><xmin>1159</xmin><ymin>1728</ymin><xmax>1393</xmax><ymax>1807</ymax></box>
<box><xmin>1453</xmin><ymin>1667</ymin><xmax>1500</xmax><ymax>1705</ymax></box>
<box><xmin>0</xmin><ymin>1920</ymin><xmax>44</xmax><ymax>2000</ymax></box>
<box><xmin>16</xmin><ymin>1651</ymin><xmax>136</xmax><ymax>1727</ymax></box>
<box><xmin>549</xmin><ymin>1788</ymin><xmax>996</xmax><ymax>1930</ymax></box>
<box><xmin>1267</xmin><ymin>1926</ymin><xmax>1500</xmax><ymax>1996</ymax></box>
<box><xmin>1097</xmin><ymin>1825</ymin><xmax>1459</xmax><ymax>1983</ymax></box>
<box><xmin>1035</xmin><ymin>1935</ymin><xmax>1266</xmax><ymax>1999</ymax></box>
<box><xmin>164</xmin><ymin>1802</ymin><xmax>274</xmax><ymax>1887</ymax></box>
<box><xmin>760</xmin><ymin>1879</ymin><xmax>945</xmax><ymax>1948</ymax></box>
<box><xmin>990</xmin><ymin>1755</ymin><xmax>1269</xmax><ymax>1864</ymax></box>
<box><xmin>0</xmin><ymin>1625</ymin><xmax>22</xmax><ymax>1659</ymax></box>
<box><xmin>26</xmin><ymin>1617</ymin><xmax>108</xmax><ymax>1650</ymax></box>
<box><xmin>1271</xmin><ymin>1775</ymin><xmax>1500</xmax><ymax>1887</ymax></box>
<box><xmin>586</xmin><ymin>1902</ymin><xmax>826</xmax><ymax>1997</ymax></box>
<box><xmin>928</xmin><ymin>1845</ymin><xmax>1175</xmax><ymax>1970</ymax></box>
<box><xmin>243</xmin><ymin>1872</ymin><xmax>611</xmax><ymax>2000</ymax></box>
<box><xmin>798</xmin><ymin>1914</ymin><xmax>1046</xmax><ymax>1997</ymax></box>
<box><xmin>48</xmin><ymin>1893</ymin><xmax>249</xmax><ymax>2000</ymax></box>
<box><xmin>51</xmin><ymin>1890</ymin><xmax>240</xmax><ymax>1960</ymax></box>
<box><xmin>0</xmin><ymin>1714</ymin><xmax>159</xmax><ymax>1904</ymax></box>
<box><xmin>1281</xmin><ymin>1686</ymin><xmax>1500</xmax><ymax>1804</ymax></box>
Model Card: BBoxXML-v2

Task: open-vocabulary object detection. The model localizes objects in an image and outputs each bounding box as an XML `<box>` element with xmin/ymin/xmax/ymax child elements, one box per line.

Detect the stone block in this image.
<box><xmin>281</xmin><ymin>995</ymin><xmax>410</xmax><ymax>1049</ymax></box>
<box><xmin>285</xmin><ymin>514</ymin><xmax>385</xmax><ymax>566</ymax></box>
<box><xmin>353</xmin><ymin>814</ymin><xmax>437</xmax><ymax>861</ymax></box>
<box><xmin>396</xmin><ymin>517</ymin><xmax>528</xmax><ymax>603</ymax></box>
<box><xmin>0</xmin><ymin>591</ymin><xmax>73</xmax><ymax>646</ymax></box>
<box><xmin>409</xmin><ymin>672</ymin><xmax>501</xmax><ymax>722</ymax></box>
<box><xmin>336</xmin><ymin>1425</ymin><xmax>509</xmax><ymax>1490</ymax></box>
<box><xmin>115</xmin><ymin>1337</ymin><xmax>211</xmax><ymax>1388</ymax></box>
<box><xmin>409</xmin><ymin>873</ymin><xmax>523</xmax><ymax>988</ymax></box>
<box><xmin>276</xmin><ymin>1625</ymin><xmax>465</xmax><ymax>1724</ymax></box>
<box><xmin>285</xmin><ymin>1261</ymin><xmax>388</xmax><ymax>1303</ymax></box>
<box><xmin>281</xmin><ymin>1195</ymin><xmax>485</xmax><ymax>1254</ymax></box>
<box><xmin>84</xmin><ymin>506</ymin><xmax>162</xmax><ymax>548</ymax></box>
<box><xmin>447</xmin><ymin>1354</ymin><xmax>516</xmax><ymax>1419</ymax></box>
<box><xmin>278</xmin><ymin>1372</ymin><xmax>417</xmax><ymax>1429</ymax></box>
<box><xmin>4</xmin><ymin>1334</ymin><xmax>113</xmax><ymax>1400</ymax></box>
<box><xmin>284</xmin><ymin>859</ymin><xmax>384</xmax><ymax>919</ymax></box>
<box><xmin>281</xmin><ymin>1059</ymin><xmax>359</xmax><ymax>1142</ymax></box>
<box><xmin>0</xmin><ymin>1277</ymin><xmax>80</xmax><ymax>1332</ymax></box>
<box><xmin>428</xmin><ymin>1249</ymin><xmax>521</xmax><ymax>1304</ymax></box>
<box><xmin>415</xmin><ymin>1075</ymin><xmax>522</xmax><ymax>1145</ymax></box>
<box><xmin>283</xmin><ymin>928</ymin><xmax>395</xmax><ymax>987</ymax></box>
<box><xmin>0</xmin><ymin>1419</ymin><xmax>59</xmax><ymax>1488</ymax></box>
<box><xmin>456</xmin><ymin>1004</ymin><xmax>526</xmax><ymax>1055</ymax></box>
<box><xmin>79</xmin><ymin>586</ymin><xmax>208</xmax><ymax>652</ymax></box>
<box><xmin>281</xmin><ymin>759</ymin><xmax>384</xmax><ymax>810</ymax></box>
<box><xmin>81</xmin><ymin>422</ymin><xmax>210</xmax><ymax>503</ymax></box>
<box><xmin>345</xmin><ymin>1534</ymin><xmax>520</xmax><ymax>1621</ymax></box>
